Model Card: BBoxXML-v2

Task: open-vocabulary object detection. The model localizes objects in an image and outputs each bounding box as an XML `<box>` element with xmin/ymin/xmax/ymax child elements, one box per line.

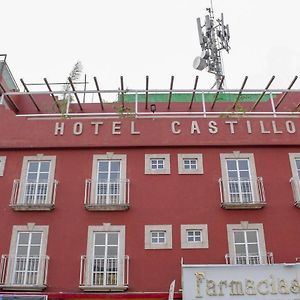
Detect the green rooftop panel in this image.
<box><xmin>120</xmin><ymin>93</ymin><xmax>272</xmax><ymax>103</ymax></box>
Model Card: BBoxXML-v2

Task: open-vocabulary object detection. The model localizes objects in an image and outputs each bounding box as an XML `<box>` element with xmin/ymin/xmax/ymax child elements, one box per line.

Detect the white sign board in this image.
<box><xmin>182</xmin><ymin>264</ymin><xmax>300</xmax><ymax>300</ymax></box>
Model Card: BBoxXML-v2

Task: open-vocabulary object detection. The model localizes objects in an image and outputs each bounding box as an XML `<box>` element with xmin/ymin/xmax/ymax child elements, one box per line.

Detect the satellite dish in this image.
<box><xmin>193</xmin><ymin>56</ymin><xmax>207</xmax><ymax>71</ymax></box>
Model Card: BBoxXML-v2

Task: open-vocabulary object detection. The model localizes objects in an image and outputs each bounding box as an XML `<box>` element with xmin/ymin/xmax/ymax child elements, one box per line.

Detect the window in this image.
<box><xmin>220</xmin><ymin>152</ymin><xmax>265</xmax><ymax>209</ymax></box>
<box><xmin>181</xmin><ymin>224</ymin><xmax>208</xmax><ymax>249</ymax></box>
<box><xmin>80</xmin><ymin>223</ymin><xmax>128</xmax><ymax>291</ymax></box>
<box><xmin>0</xmin><ymin>224</ymin><xmax>49</xmax><ymax>290</ymax></box>
<box><xmin>145</xmin><ymin>225</ymin><xmax>172</xmax><ymax>249</ymax></box>
<box><xmin>145</xmin><ymin>154</ymin><xmax>170</xmax><ymax>175</ymax></box>
<box><xmin>0</xmin><ymin>156</ymin><xmax>6</xmax><ymax>176</ymax></box>
<box><xmin>187</xmin><ymin>230</ymin><xmax>202</xmax><ymax>242</ymax></box>
<box><xmin>85</xmin><ymin>153</ymin><xmax>129</xmax><ymax>210</ymax></box>
<box><xmin>226</xmin><ymin>222</ymin><xmax>272</xmax><ymax>265</ymax></box>
<box><xmin>150</xmin><ymin>159</ymin><xmax>165</xmax><ymax>170</ymax></box>
<box><xmin>178</xmin><ymin>154</ymin><xmax>203</xmax><ymax>174</ymax></box>
<box><xmin>11</xmin><ymin>155</ymin><xmax>57</xmax><ymax>211</ymax></box>
<box><xmin>289</xmin><ymin>153</ymin><xmax>300</xmax><ymax>206</ymax></box>
<box><xmin>151</xmin><ymin>231</ymin><xmax>166</xmax><ymax>244</ymax></box>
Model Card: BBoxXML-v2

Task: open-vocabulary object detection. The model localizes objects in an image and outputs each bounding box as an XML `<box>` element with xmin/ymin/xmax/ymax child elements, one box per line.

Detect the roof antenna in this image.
<box><xmin>193</xmin><ymin>1</ymin><xmax>230</xmax><ymax>89</ymax></box>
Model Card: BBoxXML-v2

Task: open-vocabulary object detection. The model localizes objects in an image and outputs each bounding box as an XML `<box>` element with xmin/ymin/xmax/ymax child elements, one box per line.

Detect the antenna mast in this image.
<box><xmin>193</xmin><ymin>4</ymin><xmax>230</xmax><ymax>89</ymax></box>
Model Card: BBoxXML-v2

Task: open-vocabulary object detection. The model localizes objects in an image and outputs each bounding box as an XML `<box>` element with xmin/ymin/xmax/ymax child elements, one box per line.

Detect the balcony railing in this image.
<box><xmin>84</xmin><ymin>179</ymin><xmax>130</xmax><ymax>211</ymax></box>
<box><xmin>219</xmin><ymin>177</ymin><xmax>266</xmax><ymax>209</ymax></box>
<box><xmin>10</xmin><ymin>179</ymin><xmax>58</xmax><ymax>211</ymax></box>
<box><xmin>79</xmin><ymin>255</ymin><xmax>129</xmax><ymax>291</ymax></box>
<box><xmin>290</xmin><ymin>177</ymin><xmax>300</xmax><ymax>207</ymax></box>
<box><xmin>225</xmin><ymin>252</ymin><xmax>274</xmax><ymax>265</ymax></box>
<box><xmin>0</xmin><ymin>255</ymin><xmax>49</xmax><ymax>290</ymax></box>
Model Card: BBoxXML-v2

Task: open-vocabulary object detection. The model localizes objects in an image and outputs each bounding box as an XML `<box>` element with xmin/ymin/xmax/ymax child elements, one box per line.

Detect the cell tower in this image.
<box><xmin>193</xmin><ymin>2</ymin><xmax>230</xmax><ymax>89</ymax></box>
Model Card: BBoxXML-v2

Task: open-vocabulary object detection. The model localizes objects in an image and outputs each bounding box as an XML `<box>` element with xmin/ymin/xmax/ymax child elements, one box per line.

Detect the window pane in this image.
<box><xmin>226</xmin><ymin>160</ymin><xmax>237</xmax><ymax>170</ymax></box>
<box><xmin>17</xmin><ymin>246</ymin><xmax>28</xmax><ymax>256</ymax></box>
<box><xmin>238</xmin><ymin>160</ymin><xmax>249</xmax><ymax>170</ymax></box>
<box><xmin>108</xmin><ymin>233</ymin><xmax>118</xmax><ymax>245</ymax></box>
<box><xmin>94</xmin><ymin>246</ymin><xmax>105</xmax><ymax>256</ymax></box>
<box><xmin>107</xmin><ymin>246</ymin><xmax>118</xmax><ymax>256</ymax></box>
<box><xmin>246</xmin><ymin>231</ymin><xmax>258</xmax><ymax>243</ymax></box>
<box><xmin>40</xmin><ymin>161</ymin><xmax>50</xmax><ymax>172</ymax></box>
<box><xmin>234</xmin><ymin>231</ymin><xmax>245</xmax><ymax>243</ymax></box>
<box><xmin>248</xmin><ymin>244</ymin><xmax>259</xmax><ymax>255</ymax></box>
<box><xmin>29</xmin><ymin>246</ymin><xmax>40</xmax><ymax>256</ymax></box>
<box><xmin>235</xmin><ymin>244</ymin><xmax>246</xmax><ymax>255</ymax></box>
<box><xmin>28</xmin><ymin>162</ymin><xmax>39</xmax><ymax>172</ymax></box>
<box><xmin>110</xmin><ymin>161</ymin><xmax>120</xmax><ymax>172</ymax></box>
<box><xmin>18</xmin><ymin>233</ymin><xmax>29</xmax><ymax>244</ymax></box>
<box><xmin>99</xmin><ymin>161</ymin><xmax>109</xmax><ymax>172</ymax></box>
<box><xmin>31</xmin><ymin>232</ymin><xmax>42</xmax><ymax>245</ymax></box>
<box><xmin>95</xmin><ymin>233</ymin><xmax>105</xmax><ymax>245</ymax></box>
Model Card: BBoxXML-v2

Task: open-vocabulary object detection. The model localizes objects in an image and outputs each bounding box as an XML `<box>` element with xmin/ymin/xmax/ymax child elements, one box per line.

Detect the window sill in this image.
<box><xmin>84</xmin><ymin>204</ymin><xmax>129</xmax><ymax>211</ymax></box>
<box><xmin>10</xmin><ymin>204</ymin><xmax>55</xmax><ymax>211</ymax></box>
<box><xmin>79</xmin><ymin>285</ymin><xmax>128</xmax><ymax>292</ymax></box>
<box><xmin>1</xmin><ymin>284</ymin><xmax>47</xmax><ymax>291</ymax></box>
<box><xmin>221</xmin><ymin>202</ymin><xmax>266</xmax><ymax>210</ymax></box>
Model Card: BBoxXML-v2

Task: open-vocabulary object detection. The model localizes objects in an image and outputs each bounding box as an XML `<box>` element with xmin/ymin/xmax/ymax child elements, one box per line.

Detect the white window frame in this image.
<box><xmin>145</xmin><ymin>225</ymin><xmax>172</xmax><ymax>249</ymax></box>
<box><xmin>288</xmin><ymin>153</ymin><xmax>300</xmax><ymax>206</ymax></box>
<box><xmin>91</xmin><ymin>153</ymin><xmax>127</xmax><ymax>205</ymax></box>
<box><xmin>178</xmin><ymin>154</ymin><xmax>203</xmax><ymax>175</ymax></box>
<box><xmin>181</xmin><ymin>224</ymin><xmax>208</xmax><ymax>249</ymax></box>
<box><xmin>0</xmin><ymin>156</ymin><xmax>7</xmax><ymax>176</ymax></box>
<box><xmin>220</xmin><ymin>152</ymin><xmax>259</xmax><ymax>204</ymax></box>
<box><xmin>84</xmin><ymin>223</ymin><xmax>126</xmax><ymax>289</ymax></box>
<box><xmin>227</xmin><ymin>222</ymin><xmax>267</xmax><ymax>265</ymax></box>
<box><xmin>18</xmin><ymin>155</ymin><xmax>56</xmax><ymax>206</ymax></box>
<box><xmin>145</xmin><ymin>154</ymin><xmax>170</xmax><ymax>175</ymax></box>
<box><xmin>151</xmin><ymin>230</ymin><xmax>166</xmax><ymax>244</ymax></box>
<box><xmin>5</xmin><ymin>223</ymin><xmax>49</xmax><ymax>288</ymax></box>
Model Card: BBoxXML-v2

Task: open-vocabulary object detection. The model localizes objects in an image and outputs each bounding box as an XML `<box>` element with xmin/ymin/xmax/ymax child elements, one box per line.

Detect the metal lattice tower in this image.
<box><xmin>193</xmin><ymin>3</ymin><xmax>230</xmax><ymax>89</ymax></box>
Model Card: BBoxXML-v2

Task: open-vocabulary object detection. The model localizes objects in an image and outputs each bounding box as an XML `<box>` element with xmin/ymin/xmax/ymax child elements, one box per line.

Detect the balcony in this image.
<box><xmin>225</xmin><ymin>252</ymin><xmax>274</xmax><ymax>265</ymax></box>
<box><xmin>290</xmin><ymin>177</ymin><xmax>300</xmax><ymax>208</ymax></box>
<box><xmin>0</xmin><ymin>255</ymin><xmax>49</xmax><ymax>291</ymax></box>
<box><xmin>79</xmin><ymin>255</ymin><xmax>129</xmax><ymax>291</ymax></box>
<box><xmin>84</xmin><ymin>179</ymin><xmax>130</xmax><ymax>211</ymax></box>
<box><xmin>10</xmin><ymin>179</ymin><xmax>58</xmax><ymax>211</ymax></box>
<box><xmin>219</xmin><ymin>177</ymin><xmax>266</xmax><ymax>209</ymax></box>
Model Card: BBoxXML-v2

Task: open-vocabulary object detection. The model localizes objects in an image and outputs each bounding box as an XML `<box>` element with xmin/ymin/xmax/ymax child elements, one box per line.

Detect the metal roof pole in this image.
<box><xmin>211</xmin><ymin>76</ymin><xmax>225</xmax><ymax>109</ymax></box>
<box><xmin>167</xmin><ymin>76</ymin><xmax>174</xmax><ymax>109</ymax></box>
<box><xmin>93</xmin><ymin>76</ymin><xmax>104</xmax><ymax>110</ymax></box>
<box><xmin>189</xmin><ymin>76</ymin><xmax>199</xmax><ymax>109</ymax></box>
<box><xmin>68</xmin><ymin>77</ymin><xmax>83</xmax><ymax>111</ymax></box>
<box><xmin>145</xmin><ymin>75</ymin><xmax>149</xmax><ymax>110</ymax></box>
<box><xmin>275</xmin><ymin>76</ymin><xmax>298</xmax><ymax>109</ymax></box>
<box><xmin>20</xmin><ymin>78</ymin><xmax>40</xmax><ymax>112</ymax></box>
<box><xmin>43</xmin><ymin>78</ymin><xmax>62</xmax><ymax>113</ymax></box>
<box><xmin>251</xmin><ymin>76</ymin><xmax>275</xmax><ymax>111</ymax></box>
<box><xmin>232</xmin><ymin>76</ymin><xmax>248</xmax><ymax>109</ymax></box>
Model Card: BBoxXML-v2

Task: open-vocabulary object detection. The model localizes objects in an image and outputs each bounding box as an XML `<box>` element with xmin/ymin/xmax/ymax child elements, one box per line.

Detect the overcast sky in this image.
<box><xmin>2</xmin><ymin>0</ymin><xmax>300</xmax><ymax>91</ymax></box>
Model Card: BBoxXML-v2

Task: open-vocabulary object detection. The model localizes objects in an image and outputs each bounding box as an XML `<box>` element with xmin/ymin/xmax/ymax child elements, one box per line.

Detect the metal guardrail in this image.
<box><xmin>84</xmin><ymin>179</ymin><xmax>130</xmax><ymax>207</ymax></box>
<box><xmin>290</xmin><ymin>177</ymin><xmax>300</xmax><ymax>207</ymax></box>
<box><xmin>10</xmin><ymin>179</ymin><xmax>58</xmax><ymax>209</ymax></box>
<box><xmin>225</xmin><ymin>252</ymin><xmax>274</xmax><ymax>265</ymax></box>
<box><xmin>79</xmin><ymin>255</ymin><xmax>129</xmax><ymax>288</ymax></box>
<box><xmin>0</xmin><ymin>254</ymin><xmax>49</xmax><ymax>286</ymax></box>
<box><xmin>219</xmin><ymin>177</ymin><xmax>266</xmax><ymax>206</ymax></box>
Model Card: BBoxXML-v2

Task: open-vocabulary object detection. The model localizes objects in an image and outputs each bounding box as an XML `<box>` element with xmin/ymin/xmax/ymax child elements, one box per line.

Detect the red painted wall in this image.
<box><xmin>0</xmin><ymin>99</ymin><xmax>300</xmax><ymax>293</ymax></box>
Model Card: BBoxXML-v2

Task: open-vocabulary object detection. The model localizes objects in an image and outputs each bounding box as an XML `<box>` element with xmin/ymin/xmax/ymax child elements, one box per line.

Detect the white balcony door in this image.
<box><xmin>96</xmin><ymin>160</ymin><xmax>121</xmax><ymax>205</ymax></box>
<box><xmin>295</xmin><ymin>159</ymin><xmax>300</xmax><ymax>178</ymax></box>
<box><xmin>12</xmin><ymin>231</ymin><xmax>42</xmax><ymax>285</ymax></box>
<box><xmin>226</xmin><ymin>159</ymin><xmax>253</xmax><ymax>203</ymax></box>
<box><xmin>233</xmin><ymin>230</ymin><xmax>260</xmax><ymax>264</ymax></box>
<box><xmin>24</xmin><ymin>161</ymin><xmax>50</xmax><ymax>204</ymax></box>
<box><xmin>92</xmin><ymin>232</ymin><xmax>120</xmax><ymax>286</ymax></box>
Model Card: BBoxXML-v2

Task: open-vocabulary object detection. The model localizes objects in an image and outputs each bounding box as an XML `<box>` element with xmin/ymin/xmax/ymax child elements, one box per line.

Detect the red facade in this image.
<box><xmin>1</xmin><ymin>59</ymin><xmax>300</xmax><ymax>300</ymax></box>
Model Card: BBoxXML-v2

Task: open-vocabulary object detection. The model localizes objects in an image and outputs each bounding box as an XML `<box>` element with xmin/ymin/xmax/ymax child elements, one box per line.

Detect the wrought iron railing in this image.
<box><xmin>225</xmin><ymin>252</ymin><xmax>274</xmax><ymax>265</ymax></box>
<box><xmin>84</xmin><ymin>179</ymin><xmax>130</xmax><ymax>207</ymax></box>
<box><xmin>0</xmin><ymin>254</ymin><xmax>49</xmax><ymax>287</ymax></box>
<box><xmin>10</xmin><ymin>179</ymin><xmax>58</xmax><ymax>209</ymax></box>
<box><xmin>79</xmin><ymin>255</ymin><xmax>129</xmax><ymax>288</ymax></box>
<box><xmin>219</xmin><ymin>177</ymin><xmax>266</xmax><ymax>206</ymax></box>
<box><xmin>290</xmin><ymin>177</ymin><xmax>300</xmax><ymax>207</ymax></box>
